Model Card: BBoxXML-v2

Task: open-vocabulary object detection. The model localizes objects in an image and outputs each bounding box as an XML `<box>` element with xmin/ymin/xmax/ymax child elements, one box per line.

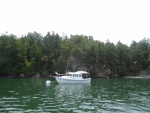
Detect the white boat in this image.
<box><xmin>54</xmin><ymin>71</ymin><xmax>91</xmax><ymax>84</ymax></box>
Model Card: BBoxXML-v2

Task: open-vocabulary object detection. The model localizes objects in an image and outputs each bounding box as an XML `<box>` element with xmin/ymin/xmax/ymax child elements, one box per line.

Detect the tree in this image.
<box><xmin>105</xmin><ymin>41</ymin><xmax>118</xmax><ymax>77</ymax></box>
<box><xmin>116</xmin><ymin>41</ymin><xmax>130</xmax><ymax>76</ymax></box>
<box><xmin>129</xmin><ymin>39</ymin><xmax>150</xmax><ymax>73</ymax></box>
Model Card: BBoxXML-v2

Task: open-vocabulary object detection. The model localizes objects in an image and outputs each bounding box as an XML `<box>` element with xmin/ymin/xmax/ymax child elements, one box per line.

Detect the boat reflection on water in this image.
<box><xmin>53</xmin><ymin>83</ymin><xmax>92</xmax><ymax>112</ymax></box>
<box><xmin>55</xmin><ymin>83</ymin><xmax>91</xmax><ymax>100</ymax></box>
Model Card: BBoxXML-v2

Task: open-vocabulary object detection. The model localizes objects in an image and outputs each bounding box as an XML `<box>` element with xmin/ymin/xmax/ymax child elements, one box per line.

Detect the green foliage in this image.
<box><xmin>129</xmin><ymin>39</ymin><xmax>150</xmax><ymax>72</ymax></box>
<box><xmin>0</xmin><ymin>32</ymin><xmax>150</xmax><ymax>77</ymax></box>
<box><xmin>116</xmin><ymin>41</ymin><xmax>130</xmax><ymax>76</ymax></box>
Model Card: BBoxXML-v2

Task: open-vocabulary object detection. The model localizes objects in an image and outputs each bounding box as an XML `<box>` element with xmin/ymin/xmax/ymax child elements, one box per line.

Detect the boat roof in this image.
<box><xmin>66</xmin><ymin>71</ymin><xmax>89</xmax><ymax>74</ymax></box>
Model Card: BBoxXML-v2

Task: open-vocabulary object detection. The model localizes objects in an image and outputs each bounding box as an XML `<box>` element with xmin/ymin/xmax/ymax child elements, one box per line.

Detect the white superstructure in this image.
<box><xmin>54</xmin><ymin>71</ymin><xmax>91</xmax><ymax>84</ymax></box>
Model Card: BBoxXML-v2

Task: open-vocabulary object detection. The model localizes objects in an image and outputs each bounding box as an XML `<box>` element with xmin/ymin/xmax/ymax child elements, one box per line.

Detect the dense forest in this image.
<box><xmin>0</xmin><ymin>32</ymin><xmax>150</xmax><ymax>78</ymax></box>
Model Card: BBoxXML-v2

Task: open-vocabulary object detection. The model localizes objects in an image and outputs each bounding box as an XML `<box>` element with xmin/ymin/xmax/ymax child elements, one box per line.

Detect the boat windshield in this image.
<box><xmin>82</xmin><ymin>74</ymin><xmax>90</xmax><ymax>78</ymax></box>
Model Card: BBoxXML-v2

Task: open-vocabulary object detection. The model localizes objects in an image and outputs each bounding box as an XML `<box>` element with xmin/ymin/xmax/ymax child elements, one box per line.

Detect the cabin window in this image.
<box><xmin>69</xmin><ymin>74</ymin><xmax>72</xmax><ymax>77</ymax></box>
<box><xmin>68</xmin><ymin>74</ymin><xmax>82</xmax><ymax>77</ymax></box>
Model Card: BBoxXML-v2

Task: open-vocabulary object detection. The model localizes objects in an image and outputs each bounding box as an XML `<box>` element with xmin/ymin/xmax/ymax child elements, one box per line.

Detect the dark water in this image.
<box><xmin>0</xmin><ymin>78</ymin><xmax>150</xmax><ymax>113</ymax></box>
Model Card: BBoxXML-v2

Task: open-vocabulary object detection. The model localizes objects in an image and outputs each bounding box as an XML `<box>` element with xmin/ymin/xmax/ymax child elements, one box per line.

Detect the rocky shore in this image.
<box><xmin>124</xmin><ymin>69</ymin><xmax>150</xmax><ymax>78</ymax></box>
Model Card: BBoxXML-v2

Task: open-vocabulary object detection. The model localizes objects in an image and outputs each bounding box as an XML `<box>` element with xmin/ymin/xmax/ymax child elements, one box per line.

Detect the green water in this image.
<box><xmin>0</xmin><ymin>78</ymin><xmax>150</xmax><ymax>113</ymax></box>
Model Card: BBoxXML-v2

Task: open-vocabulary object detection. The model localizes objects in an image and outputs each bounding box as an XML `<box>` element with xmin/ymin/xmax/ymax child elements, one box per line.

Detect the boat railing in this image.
<box><xmin>55</xmin><ymin>72</ymin><xmax>66</xmax><ymax>76</ymax></box>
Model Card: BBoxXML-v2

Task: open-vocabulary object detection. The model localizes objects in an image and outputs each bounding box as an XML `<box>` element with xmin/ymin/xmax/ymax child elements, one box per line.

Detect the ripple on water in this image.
<box><xmin>1</xmin><ymin>78</ymin><xmax>150</xmax><ymax>112</ymax></box>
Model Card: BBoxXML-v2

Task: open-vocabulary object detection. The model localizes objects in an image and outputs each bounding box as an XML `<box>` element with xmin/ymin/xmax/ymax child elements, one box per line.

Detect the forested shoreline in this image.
<box><xmin>0</xmin><ymin>32</ymin><xmax>150</xmax><ymax>78</ymax></box>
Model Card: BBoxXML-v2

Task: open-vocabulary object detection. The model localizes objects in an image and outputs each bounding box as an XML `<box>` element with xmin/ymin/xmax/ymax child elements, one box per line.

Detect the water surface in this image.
<box><xmin>0</xmin><ymin>78</ymin><xmax>150</xmax><ymax>113</ymax></box>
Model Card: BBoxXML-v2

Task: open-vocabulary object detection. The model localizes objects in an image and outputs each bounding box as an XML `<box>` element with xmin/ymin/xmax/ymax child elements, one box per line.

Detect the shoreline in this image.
<box><xmin>124</xmin><ymin>75</ymin><xmax>150</xmax><ymax>78</ymax></box>
<box><xmin>1</xmin><ymin>75</ymin><xmax>150</xmax><ymax>79</ymax></box>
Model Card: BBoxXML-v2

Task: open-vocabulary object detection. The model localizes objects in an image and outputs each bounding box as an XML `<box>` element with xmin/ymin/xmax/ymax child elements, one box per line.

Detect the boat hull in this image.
<box><xmin>55</xmin><ymin>77</ymin><xmax>91</xmax><ymax>84</ymax></box>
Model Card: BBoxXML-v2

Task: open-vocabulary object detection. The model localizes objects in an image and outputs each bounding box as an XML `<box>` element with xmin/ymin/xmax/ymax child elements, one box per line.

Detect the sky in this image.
<box><xmin>0</xmin><ymin>0</ymin><xmax>150</xmax><ymax>45</ymax></box>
